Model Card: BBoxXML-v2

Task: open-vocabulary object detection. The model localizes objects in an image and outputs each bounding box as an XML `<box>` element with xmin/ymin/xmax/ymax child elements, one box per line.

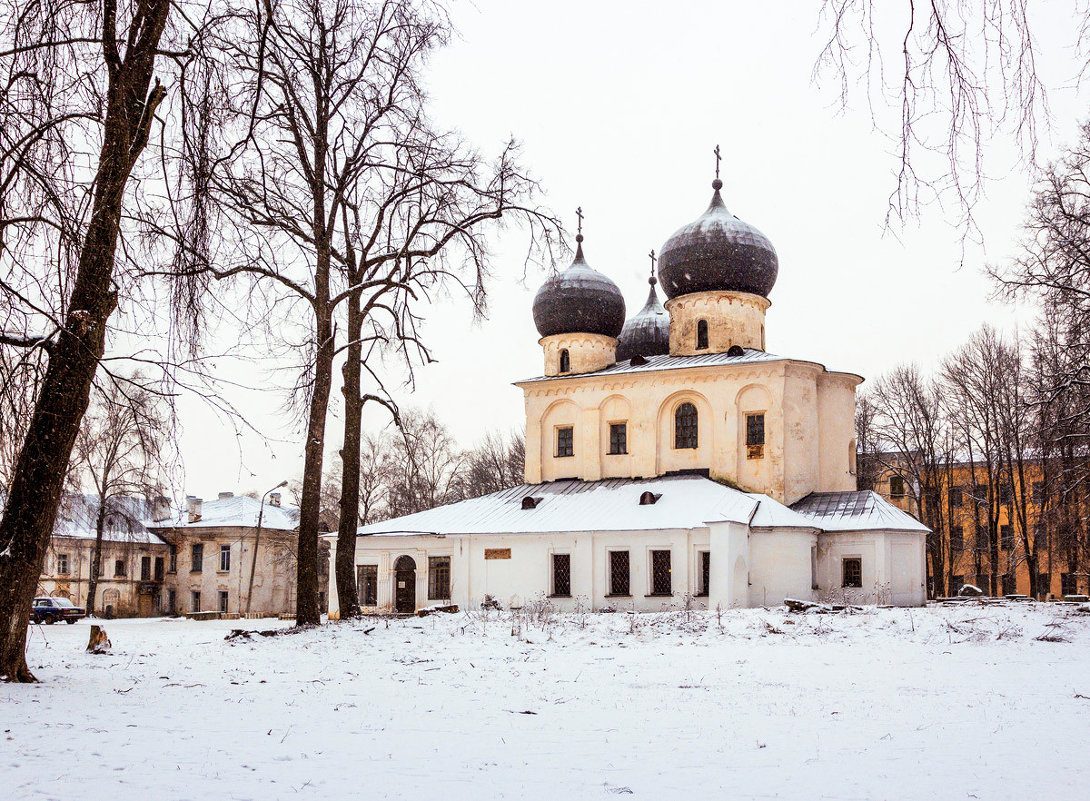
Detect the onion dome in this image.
<box><xmin>616</xmin><ymin>274</ymin><xmax>670</xmax><ymax>361</ymax></box>
<box><xmin>657</xmin><ymin>178</ymin><xmax>778</xmax><ymax>300</ymax></box>
<box><xmin>532</xmin><ymin>233</ymin><xmax>625</xmax><ymax>339</ymax></box>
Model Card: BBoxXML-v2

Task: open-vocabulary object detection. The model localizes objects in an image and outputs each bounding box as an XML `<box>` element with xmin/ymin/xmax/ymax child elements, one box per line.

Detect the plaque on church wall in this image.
<box><xmin>484</xmin><ymin>548</ymin><xmax>511</xmax><ymax>560</ymax></box>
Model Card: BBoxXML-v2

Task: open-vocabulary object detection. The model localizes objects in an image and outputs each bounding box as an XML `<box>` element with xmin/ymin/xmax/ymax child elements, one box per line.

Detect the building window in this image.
<box><xmin>140</xmin><ymin>556</ymin><xmax>152</xmax><ymax>581</ymax></box>
<box><xmin>608</xmin><ymin>550</ymin><xmax>630</xmax><ymax>596</ymax></box>
<box><xmin>950</xmin><ymin>575</ymin><xmax>964</xmax><ymax>595</ymax></box>
<box><xmin>428</xmin><ymin>556</ymin><xmax>451</xmax><ymax>600</ymax></box>
<box><xmin>1001</xmin><ymin>574</ymin><xmax>1016</xmax><ymax>595</ymax></box>
<box><xmin>219</xmin><ymin>544</ymin><xmax>231</xmax><ymax>572</ymax></box>
<box><xmin>609</xmin><ymin>423</ymin><xmax>627</xmax><ymax>455</ymax></box>
<box><xmin>650</xmin><ymin>550</ymin><xmax>672</xmax><ymax>596</ymax></box>
<box><xmin>697</xmin><ymin>551</ymin><xmax>710</xmax><ymax>597</ymax></box>
<box><xmin>696</xmin><ymin>319</ymin><xmax>709</xmax><ymax>350</ymax></box>
<box><xmin>1038</xmin><ymin>574</ymin><xmax>1050</xmax><ymax>596</ymax></box>
<box><xmin>1032</xmin><ymin>481</ymin><xmax>1045</xmax><ymax>505</ymax></box>
<box><xmin>1000</xmin><ymin>525</ymin><xmax>1014</xmax><ymax>550</ymax></box>
<box><xmin>191</xmin><ymin>543</ymin><xmax>203</xmax><ymax>573</ymax></box>
<box><xmin>168</xmin><ymin>544</ymin><xmax>177</xmax><ymax>573</ymax></box>
<box><xmin>357</xmin><ymin>565</ymin><xmax>378</xmax><ymax>606</ymax></box>
<box><xmin>948</xmin><ymin>485</ymin><xmax>963</xmax><ymax>508</ymax></box>
<box><xmin>950</xmin><ymin>525</ymin><xmax>964</xmax><ymax>552</ymax></box>
<box><xmin>555</xmin><ymin>426</ymin><xmax>574</xmax><ymax>458</ymax></box>
<box><xmin>167</xmin><ymin>589</ymin><xmax>176</xmax><ymax>614</ymax></box>
<box><xmin>559</xmin><ymin>348</ymin><xmax>570</xmax><ymax>373</ymax></box>
<box><xmin>114</xmin><ymin>558</ymin><xmax>126</xmax><ymax>578</ymax></box>
<box><xmin>674</xmin><ymin>402</ymin><xmax>698</xmax><ymax>449</ymax></box>
<box><xmin>975</xmin><ymin>524</ymin><xmax>988</xmax><ymax>551</ymax></box>
<box><xmin>973</xmin><ymin>483</ymin><xmax>987</xmax><ymax>505</ymax></box>
<box><xmin>1061</xmin><ymin>573</ymin><xmax>1077</xmax><ymax>597</ymax></box>
<box><xmin>191</xmin><ymin>591</ymin><xmax>201</xmax><ymax>612</ymax></box>
<box><xmin>56</xmin><ymin>553</ymin><xmax>70</xmax><ymax>575</ymax></box>
<box><xmin>975</xmin><ymin>574</ymin><xmax>988</xmax><ymax>592</ymax></box>
<box><xmin>746</xmin><ymin>412</ymin><xmax>765</xmax><ymax>459</ymax></box>
<box><xmin>999</xmin><ymin>482</ymin><xmax>1012</xmax><ymax>505</ymax></box>
<box><xmin>218</xmin><ymin>590</ymin><xmax>229</xmax><ymax>613</ymax></box>
<box><xmin>552</xmin><ymin>553</ymin><xmax>571</xmax><ymax>597</ymax></box>
<box><xmin>154</xmin><ymin>557</ymin><xmax>165</xmax><ymax>582</ymax></box>
<box><xmin>889</xmin><ymin>476</ymin><xmax>905</xmax><ymax>499</ymax></box>
<box><xmin>842</xmin><ymin>557</ymin><xmax>862</xmax><ymax>588</ymax></box>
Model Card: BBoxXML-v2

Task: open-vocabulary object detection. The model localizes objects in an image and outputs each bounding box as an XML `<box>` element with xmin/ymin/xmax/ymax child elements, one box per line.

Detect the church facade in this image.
<box><xmin>326</xmin><ymin>170</ymin><xmax>928</xmax><ymax>616</ymax></box>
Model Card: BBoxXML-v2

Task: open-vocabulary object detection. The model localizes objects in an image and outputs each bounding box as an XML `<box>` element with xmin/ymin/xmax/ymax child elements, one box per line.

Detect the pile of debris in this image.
<box><xmin>783</xmin><ymin>598</ymin><xmax>862</xmax><ymax>614</ymax></box>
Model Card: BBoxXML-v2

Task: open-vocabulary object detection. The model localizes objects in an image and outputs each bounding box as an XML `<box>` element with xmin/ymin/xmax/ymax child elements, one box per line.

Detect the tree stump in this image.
<box><xmin>87</xmin><ymin>625</ymin><xmax>111</xmax><ymax>654</ymax></box>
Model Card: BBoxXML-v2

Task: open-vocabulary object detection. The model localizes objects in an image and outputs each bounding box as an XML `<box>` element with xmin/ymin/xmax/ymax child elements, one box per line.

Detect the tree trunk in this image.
<box><xmin>0</xmin><ymin>1</ymin><xmax>170</xmax><ymax>682</ymax></box>
<box><xmin>86</xmin><ymin>496</ymin><xmax>108</xmax><ymax>617</ymax></box>
<box><xmin>335</xmin><ymin>291</ymin><xmax>363</xmax><ymax>620</ymax></box>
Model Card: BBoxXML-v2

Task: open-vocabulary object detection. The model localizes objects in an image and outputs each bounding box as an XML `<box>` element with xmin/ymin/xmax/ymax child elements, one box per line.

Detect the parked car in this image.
<box><xmin>32</xmin><ymin>596</ymin><xmax>85</xmax><ymax>625</ymax></box>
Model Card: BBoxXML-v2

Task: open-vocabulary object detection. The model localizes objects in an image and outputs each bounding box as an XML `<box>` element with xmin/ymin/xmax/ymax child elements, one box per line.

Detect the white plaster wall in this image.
<box><xmin>816</xmin><ymin>373</ymin><xmax>860</xmax><ymax>493</ymax></box>
<box><xmin>816</xmin><ymin>530</ymin><xmax>926</xmax><ymax>606</ymax></box>
<box><xmin>748</xmin><ymin>528</ymin><xmax>819</xmax><ymax>607</ymax></box>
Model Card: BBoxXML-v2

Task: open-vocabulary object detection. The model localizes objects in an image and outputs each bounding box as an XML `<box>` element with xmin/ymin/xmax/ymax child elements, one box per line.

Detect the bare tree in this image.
<box><xmin>384</xmin><ymin>409</ymin><xmax>465</xmax><ymax>518</ymax></box>
<box><xmin>853</xmin><ymin>392</ymin><xmax>882</xmax><ymax>492</ymax></box>
<box><xmin>71</xmin><ymin>376</ymin><xmax>170</xmax><ymax>615</ymax></box>
<box><xmin>459</xmin><ymin>429</ymin><xmax>525</xmax><ymax>498</ymax></box>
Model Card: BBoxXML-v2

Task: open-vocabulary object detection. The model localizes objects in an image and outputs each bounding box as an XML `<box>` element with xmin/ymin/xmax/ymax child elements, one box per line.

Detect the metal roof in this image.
<box><xmin>518</xmin><ymin>348</ymin><xmax>784</xmax><ymax>384</ymax></box>
<box><xmin>790</xmin><ymin>491</ymin><xmax>931</xmax><ymax>533</ymax></box>
<box><xmin>52</xmin><ymin>495</ymin><xmax>167</xmax><ymax>545</ymax></box>
<box><xmin>147</xmin><ymin>495</ymin><xmax>300</xmax><ymax>532</ymax></box>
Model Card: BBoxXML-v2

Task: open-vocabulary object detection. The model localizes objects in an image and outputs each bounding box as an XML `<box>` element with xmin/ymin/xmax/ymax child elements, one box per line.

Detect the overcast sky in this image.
<box><xmin>174</xmin><ymin>0</ymin><xmax>1090</xmax><ymax>502</ymax></box>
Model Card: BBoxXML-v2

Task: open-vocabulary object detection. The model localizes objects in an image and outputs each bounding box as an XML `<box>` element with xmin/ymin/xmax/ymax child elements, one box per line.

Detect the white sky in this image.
<box><xmin>173</xmin><ymin>0</ymin><xmax>1090</xmax><ymax>502</ymax></box>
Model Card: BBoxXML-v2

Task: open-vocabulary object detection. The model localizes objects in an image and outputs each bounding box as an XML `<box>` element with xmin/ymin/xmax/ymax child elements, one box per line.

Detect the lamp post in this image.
<box><xmin>245</xmin><ymin>480</ymin><xmax>288</xmax><ymax>615</ymax></box>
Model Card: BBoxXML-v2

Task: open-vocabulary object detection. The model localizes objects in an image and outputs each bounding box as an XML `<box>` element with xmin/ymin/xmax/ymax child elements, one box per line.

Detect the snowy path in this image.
<box><xmin>3</xmin><ymin>605</ymin><xmax>1088</xmax><ymax>800</ymax></box>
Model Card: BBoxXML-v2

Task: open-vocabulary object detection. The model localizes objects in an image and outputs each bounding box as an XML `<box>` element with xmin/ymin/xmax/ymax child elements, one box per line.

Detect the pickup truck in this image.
<box><xmin>32</xmin><ymin>596</ymin><xmax>85</xmax><ymax>624</ymax></box>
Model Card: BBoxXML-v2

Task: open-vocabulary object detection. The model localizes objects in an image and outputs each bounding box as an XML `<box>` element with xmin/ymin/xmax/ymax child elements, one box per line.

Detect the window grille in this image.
<box><xmin>608</xmin><ymin>551</ymin><xmax>630</xmax><ymax>596</ymax></box>
<box><xmin>219</xmin><ymin>544</ymin><xmax>231</xmax><ymax>572</ymax></box>
<box><xmin>609</xmin><ymin>423</ymin><xmax>627</xmax><ymax>455</ymax></box>
<box><xmin>842</xmin><ymin>557</ymin><xmax>862</xmax><ymax>588</ymax></box>
<box><xmin>698</xmin><ymin>551</ymin><xmax>710</xmax><ymax>596</ymax></box>
<box><xmin>56</xmin><ymin>553</ymin><xmax>69</xmax><ymax>575</ymax></box>
<box><xmin>649</xmin><ymin>550</ymin><xmax>672</xmax><ymax>595</ymax></box>
<box><xmin>746</xmin><ymin>413</ymin><xmax>765</xmax><ymax>446</ymax></box>
<box><xmin>141</xmin><ymin>556</ymin><xmax>152</xmax><ymax>581</ymax></box>
<box><xmin>552</xmin><ymin>553</ymin><xmax>571</xmax><ymax>596</ymax></box>
<box><xmin>556</xmin><ymin>426</ymin><xmax>574</xmax><ymax>457</ymax></box>
<box><xmin>674</xmin><ymin>403</ymin><xmax>698</xmax><ymax>449</ymax></box>
<box><xmin>191</xmin><ymin>544</ymin><xmax>203</xmax><ymax>573</ymax></box>
<box><xmin>559</xmin><ymin>349</ymin><xmax>570</xmax><ymax>373</ymax></box>
<box><xmin>428</xmin><ymin>556</ymin><xmax>451</xmax><ymax>600</ymax></box>
<box><xmin>696</xmin><ymin>320</ymin><xmax>709</xmax><ymax>350</ymax></box>
<box><xmin>357</xmin><ymin>565</ymin><xmax>378</xmax><ymax>606</ymax></box>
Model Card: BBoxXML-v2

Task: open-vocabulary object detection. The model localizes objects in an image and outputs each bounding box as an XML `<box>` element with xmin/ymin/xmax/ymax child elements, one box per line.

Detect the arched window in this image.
<box><xmin>696</xmin><ymin>320</ymin><xmax>709</xmax><ymax>350</ymax></box>
<box><xmin>674</xmin><ymin>402</ymin><xmax>698</xmax><ymax>449</ymax></box>
<box><xmin>559</xmin><ymin>348</ymin><xmax>570</xmax><ymax>373</ymax></box>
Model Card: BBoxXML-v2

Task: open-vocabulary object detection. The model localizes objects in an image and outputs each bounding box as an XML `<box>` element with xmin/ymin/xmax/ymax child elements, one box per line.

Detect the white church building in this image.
<box><xmin>326</xmin><ymin>169</ymin><xmax>928</xmax><ymax>615</ymax></box>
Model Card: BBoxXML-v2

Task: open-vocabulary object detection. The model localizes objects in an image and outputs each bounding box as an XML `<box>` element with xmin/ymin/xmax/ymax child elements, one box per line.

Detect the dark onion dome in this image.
<box><xmin>532</xmin><ymin>236</ymin><xmax>626</xmax><ymax>339</ymax></box>
<box><xmin>656</xmin><ymin>179</ymin><xmax>778</xmax><ymax>300</ymax></box>
<box><xmin>616</xmin><ymin>276</ymin><xmax>670</xmax><ymax>360</ymax></box>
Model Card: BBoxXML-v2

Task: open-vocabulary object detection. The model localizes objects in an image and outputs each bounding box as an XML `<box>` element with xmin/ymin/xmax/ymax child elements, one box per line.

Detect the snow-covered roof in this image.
<box><xmin>53</xmin><ymin>495</ymin><xmax>167</xmax><ymax>545</ymax></box>
<box><xmin>516</xmin><ymin>349</ymin><xmax>785</xmax><ymax>384</ymax></box>
<box><xmin>350</xmin><ymin>475</ymin><xmax>817</xmax><ymax>538</ymax></box>
<box><xmin>790</xmin><ymin>491</ymin><xmax>931</xmax><ymax>533</ymax></box>
<box><xmin>148</xmin><ymin>494</ymin><xmax>300</xmax><ymax>532</ymax></box>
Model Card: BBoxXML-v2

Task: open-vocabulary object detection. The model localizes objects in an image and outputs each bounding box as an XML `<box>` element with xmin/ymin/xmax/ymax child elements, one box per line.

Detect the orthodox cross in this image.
<box><xmin>576</xmin><ymin>206</ymin><xmax>584</xmax><ymax>237</ymax></box>
<box><xmin>714</xmin><ymin>144</ymin><xmax>721</xmax><ymax>180</ymax></box>
<box><xmin>648</xmin><ymin>249</ymin><xmax>656</xmax><ymax>274</ymax></box>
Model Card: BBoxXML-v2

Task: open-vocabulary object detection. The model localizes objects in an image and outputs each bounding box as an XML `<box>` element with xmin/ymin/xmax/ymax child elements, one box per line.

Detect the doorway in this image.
<box><xmin>393</xmin><ymin>555</ymin><xmax>416</xmax><ymax>613</ymax></box>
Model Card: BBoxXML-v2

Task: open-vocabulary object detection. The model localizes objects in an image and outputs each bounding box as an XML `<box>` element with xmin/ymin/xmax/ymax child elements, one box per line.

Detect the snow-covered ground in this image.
<box><xmin>4</xmin><ymin>603</ymin><xmax>1089</xmax><ymax>800</ymax></box>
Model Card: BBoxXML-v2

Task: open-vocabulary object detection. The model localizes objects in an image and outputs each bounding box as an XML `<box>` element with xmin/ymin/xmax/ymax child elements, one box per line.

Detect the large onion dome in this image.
<box><xmin>532</xmin><ymin>235</ymin><xmax>626</xmax><ymax>339</ymax></box>
<box><xmin>616</xmin><ymin>275</ymin><xmax>670</xmax><ymax>360</ymax></box>
<box><xmin>657</xmin><ymin>179</ymin><xmax>778</xmax><ymax>299</ymax></box>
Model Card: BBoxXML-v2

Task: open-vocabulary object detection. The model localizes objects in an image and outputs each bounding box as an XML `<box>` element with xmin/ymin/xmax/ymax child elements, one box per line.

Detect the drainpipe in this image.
<box><xmin>245</xmin><ymin>480</ymin><xmax>288</xmax><ymax>614</ymax></box>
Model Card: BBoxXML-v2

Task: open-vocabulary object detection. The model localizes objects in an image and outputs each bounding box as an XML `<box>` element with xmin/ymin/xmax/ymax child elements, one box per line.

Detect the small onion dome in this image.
<box><xmin>616</xmin><ymin>276</ymin><xmax>670</xmax><ymax>361</ymax></box>
<box><xmin>532</xmin><ymin>236</ymin><xmax>626</xmax><ymax>339</ymax></box>
<box><xmin>657</xmin><ymin>179</ymin><xmax>778</xmax><ymax>300</ymax></box>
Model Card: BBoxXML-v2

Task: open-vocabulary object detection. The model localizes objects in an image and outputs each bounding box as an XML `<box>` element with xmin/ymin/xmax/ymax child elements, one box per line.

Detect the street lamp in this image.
<box><xmin>245</xmin><ymin>479</ymin><xmax>288</xmax><ymax>615</ymax></box>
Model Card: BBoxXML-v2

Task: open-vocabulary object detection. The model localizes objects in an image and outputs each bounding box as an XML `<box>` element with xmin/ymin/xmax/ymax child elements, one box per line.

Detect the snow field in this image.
<box><xmin>3</xmin><ymin>604</ymin><xmax>1088</xmax><ymax>800</ymax></box>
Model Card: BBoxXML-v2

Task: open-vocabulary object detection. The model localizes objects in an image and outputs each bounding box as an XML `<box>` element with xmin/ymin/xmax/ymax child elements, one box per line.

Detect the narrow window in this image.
<box><xmin>999</xmin><ymin>482</ymin><xmax>1012</xmax><ymax>505</ymax></box>
<box><xmin>609</xmin><ymin>422</ymin><xmax>627</xmax><ymax>455</ymax></box>
<box><xmin>975</xmin><ymin>524</ymin><xmax>988</xmax><ymax>551</ymax></box>
<box><xmin>974</xmin><ymin>573</ymin><xmax>988</xmax><ymax>591</ymax></box>
<box><xmin>697</xmin><ymin>551</ymin><xmax>710</xmax><ymax>597</ymax></box>
<box><xmin>140</xmin><ymin>556</ymin><xmax>152</xmax><ymax>581</ymax></box>
<box><xmin>357</xmin><ymin>565</ymin><xmax>378</xmax><ymax>606</ymax></box>
<box><xmin>114</xmin><ymin>558</ymin><xmax>126</xmax><ymax>578</ymax></box>
<box><xmin>219</xmin><ymin>544</ymin><xmax>231</xmax><ymax>572</ymax></box>
<box><xmin>674</xmin><ymin>402</ymin><xmax>698</xmax><ymax>449</ymax></box>
<box><xmin>1038</xmin><ymin>574</ymin><xmax>1050</xmax><ymax>596</ymax></box>
<box><xmin>608</xmin><ymin>550</ymin><xmax>630</xmax><ymax>596</ymax></box>
<box><xmin>556</xmin><ymin>426</ymin><xmax>574</xmax><ymax>458</ymax></box>
<box><xmin>973</xmin><ymin>483</ymin><xmax>987</xmax><ymax>504</ymax></box>
<box><xmin>154</xmin><ymin>557</ymin><xmax>164</xmax><ymax>582</ymax></box>
<box><xmin>167</xmin><ymin>589</ymin><xmax>176</xmax><ymax>614</ymax></box>
<box><xmin>1061</xmin><ymin>573</ymin><xmax>1077</xmax><ymax>597</ymax></box>
<box><xmin>218</xmin><ymin>590</ymin><xmax>229</xmax><ymax>613</ymax></box>
<box><xmin>428</xmin><ymin>556</ymin><xmax>451</xmax><ymax>600</ymax></box>
<box><xmin>191</xmin><ymin>591</ymin><xmax>201</xmax><ymax>612</ymax></box>
<box><xmin>950</xmin><ymin>575</ymin><xmax>964</xmax><ymax>595</ymax></box>
<box><xmin>168</xmin><ymin>544</ymin><xmax>177</xmax><ymax>572</ymax></box>
<box><xmin>552</xmin><ymin>553</ymin><xmax>571</xmax><ymax>596</ymax></box>
<box><xmin>191</xmin><ymin>543</ymin><xmax>203</xmax><ymax>573</ymax></box>
<box><xmin>559</xmin><ymin>348</ymin><xmax>570</xmax><ymax>373</ymax></box>
<box><xmin>650</xmin><ymin>550</ymin><xmax>672</xmax><ymax>595</ymax></box>
<box><xmin>696</xmin><ymin>319</ymin><xmax>709</xmax><ymax>350</ymax></box>
<box><xmin>842</xmin><ymin>557</ymin><xmax>862</xmax><ymax>588</ymax></box>
<box><xmin>889</xmin><ymin>475</ymin><xmax>905</xmax><ymax>498</ymax></box>
<box><xmin>1000</xmin><ymin>525</ymin><xmax>1013</xmax><ymax>550</ymax></box>
<box><xmin>948</xmin><ymin>485</ymin><xmax>963</xmax><ymax>508</ymax></box>
<box><xmin>1002</xmin><ymin>574</ymin><xmax>1016</xmax><ymax>595</ymax></box>
<box><xmin>746</xmin><ymin>413</ymin><xmax>765</xmax><ymax>447</ymax></box>
<box><xmin>56</xmin><ymin>553</ymin><xmax>69</xmax><ymax>575</ymax></box>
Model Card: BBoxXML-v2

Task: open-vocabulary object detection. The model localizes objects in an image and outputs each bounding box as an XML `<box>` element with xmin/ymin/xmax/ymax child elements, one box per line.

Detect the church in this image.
<box><xmin>326</xmin><ymin>165</ymin><xmax>928</xmax><ymax>616</ymax></box>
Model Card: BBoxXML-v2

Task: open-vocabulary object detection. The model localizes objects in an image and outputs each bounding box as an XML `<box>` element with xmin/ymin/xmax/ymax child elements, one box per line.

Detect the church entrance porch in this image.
<box><xmin>394</xmin><ymin>556</ymin><xmax>416</xmax><ymax>612</ymax></box>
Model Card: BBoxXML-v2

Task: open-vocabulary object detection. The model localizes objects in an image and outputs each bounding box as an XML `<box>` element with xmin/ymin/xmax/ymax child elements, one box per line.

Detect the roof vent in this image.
<box><xmin>521</xmin><ymin>496</ymin><xmax>542</xmax><ymax>510</ymax></box>
<box><xmin>727</xmin><ymin>344</ymin><xmax>745</xmax><ymax>358</ymax></box>
<box><xmin>218</xmin><ymin>491</ymin><xmax>234</xmax><ymax>500</ymax></box>
<box><xmin>630</xmin><ymin>354</ymin><xmax>648</xmax><ymax>366</ymax></box>
<box><xmin>638</xmin><ymin>491</ymin><xmax>661</xmax><ymax>506</ymax></box>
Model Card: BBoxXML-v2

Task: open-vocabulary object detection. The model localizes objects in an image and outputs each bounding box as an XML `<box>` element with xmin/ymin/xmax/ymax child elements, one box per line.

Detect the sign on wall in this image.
<box><xmin>484</xmin><ymin>548</ymin><xmax>512</xmax><ymax>560</ymax></box>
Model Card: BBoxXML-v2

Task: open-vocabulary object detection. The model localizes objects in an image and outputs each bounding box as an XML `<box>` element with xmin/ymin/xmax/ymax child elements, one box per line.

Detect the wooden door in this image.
<box><xmin>393</xmin><ymin>556</ymin><xmax>416</xmax><ymax>613</ymax></box>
